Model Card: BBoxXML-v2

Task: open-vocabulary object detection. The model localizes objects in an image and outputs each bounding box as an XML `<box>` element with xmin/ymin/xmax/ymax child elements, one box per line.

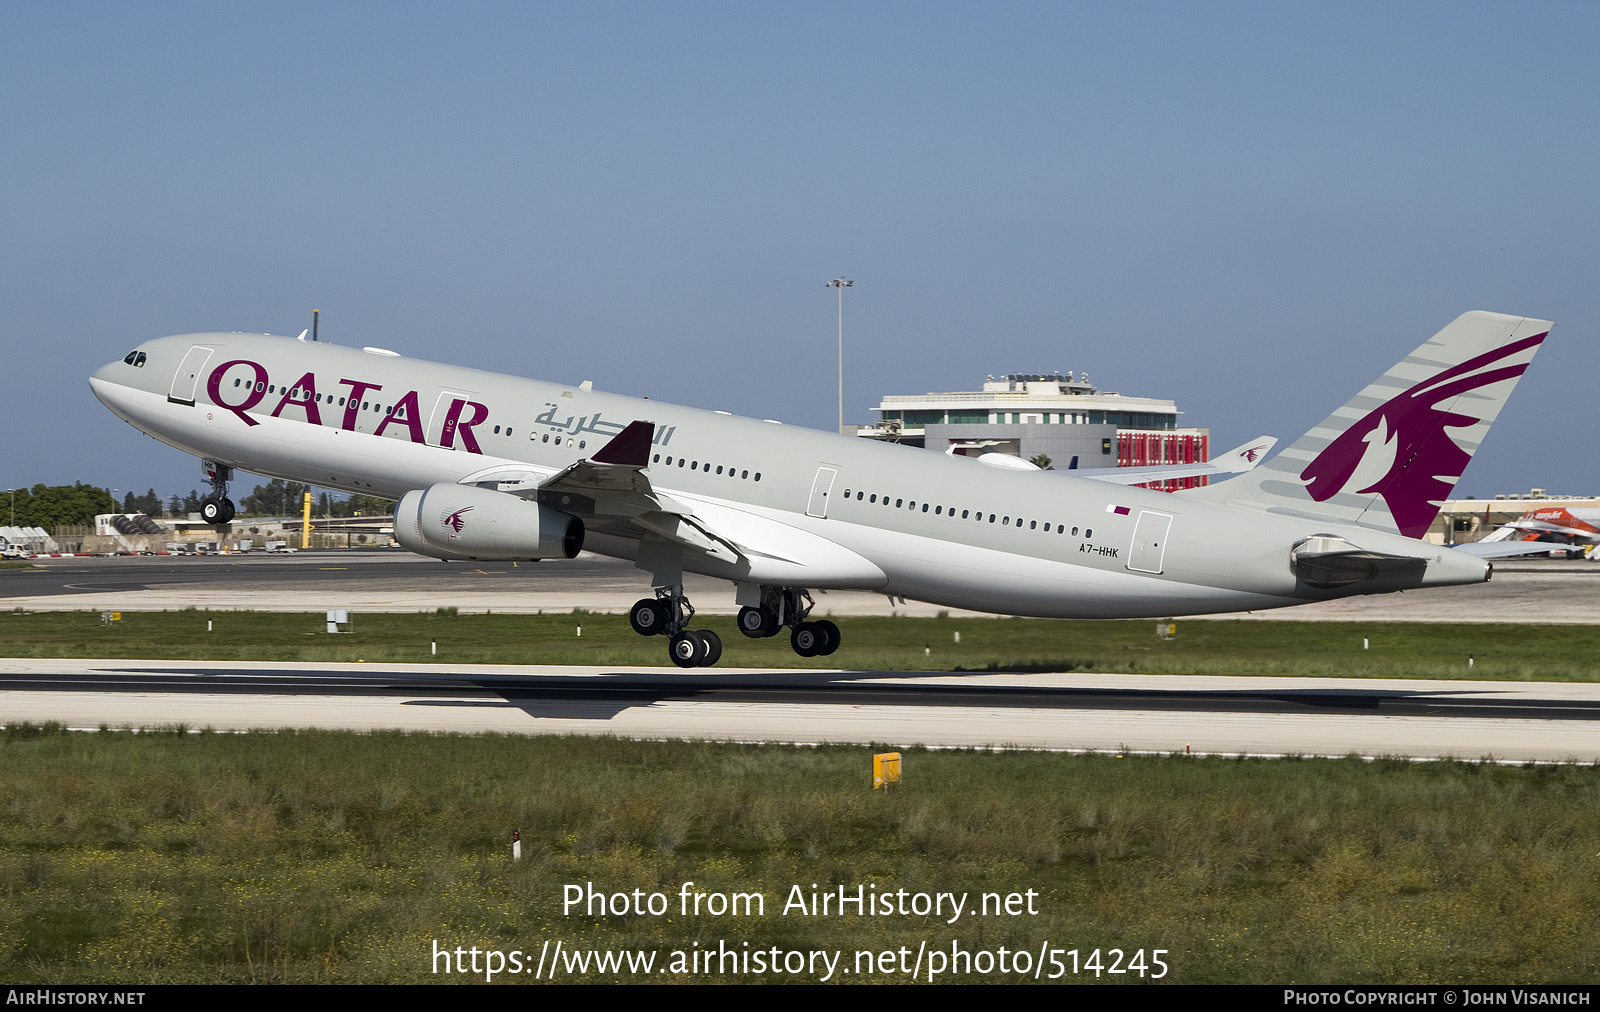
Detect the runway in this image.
<box><xmin>6</xmin><ymin>658</ymin><xmax>1600</xmax><ymax>762</ymax></box>
<box><xmin>5</xmin><ymin>554</ymin><xmax>1598</xmax><ymax>760</ymax></box>
<box><xmin>2</xmin><ymin>551</ymin><xmax>1598</xmax><ymax>621</ymax></box>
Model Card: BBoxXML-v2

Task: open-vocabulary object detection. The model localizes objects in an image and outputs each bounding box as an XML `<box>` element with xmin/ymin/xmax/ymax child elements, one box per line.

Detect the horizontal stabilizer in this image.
<box><xmin>1447</xmin><ymin>541</ymin><xmax>1565</xmax><ymax>560</ymax></box>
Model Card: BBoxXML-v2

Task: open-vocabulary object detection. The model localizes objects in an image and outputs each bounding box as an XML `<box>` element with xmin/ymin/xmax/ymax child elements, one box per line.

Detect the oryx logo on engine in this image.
<box><xmin>441</xmin><ymin>506</ymin><xmax>474</xmax><ymax>538</ymax></box>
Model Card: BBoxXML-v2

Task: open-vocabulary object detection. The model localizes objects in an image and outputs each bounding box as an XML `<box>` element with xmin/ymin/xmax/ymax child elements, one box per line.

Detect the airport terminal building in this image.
<box><xmin>852</xmin><ymin>372</ymin><xmax>1210</xmax><ymax>487</ymax></box>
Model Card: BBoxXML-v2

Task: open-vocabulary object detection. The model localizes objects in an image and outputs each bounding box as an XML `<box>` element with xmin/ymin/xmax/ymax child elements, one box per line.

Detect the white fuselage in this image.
<box><xmin>90</xmin><ymin>333</ymin><xmax>1488</xmax><ymax>618</ymax></box>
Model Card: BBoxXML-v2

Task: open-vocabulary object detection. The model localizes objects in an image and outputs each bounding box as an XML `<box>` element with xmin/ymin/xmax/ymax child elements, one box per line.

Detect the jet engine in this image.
<box><xmin>395</xmin><ymin>483</ymin><xmax>584</xmax><ymax>561</ymax></box>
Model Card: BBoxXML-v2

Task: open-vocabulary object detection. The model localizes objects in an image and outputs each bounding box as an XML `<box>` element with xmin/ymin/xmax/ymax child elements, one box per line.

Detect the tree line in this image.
<box><xmin>2</xmin><ymin>484</ymin><xmax>120</xmax><ymax>529</ymax></box>
<box><xmin>239</xmin><ymin>480</ymin><xmax>393</xmax><ymax>519</ymax></box>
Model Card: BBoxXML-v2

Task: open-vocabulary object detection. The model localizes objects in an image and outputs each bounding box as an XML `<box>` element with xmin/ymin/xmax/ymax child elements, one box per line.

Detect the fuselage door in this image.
<box><xmin>167</xmin><ymin>345</ymin><xmax>215</xmax><ymax>405</ymax></box>
<box><xmin>428</xmin><ymin>390</ymin><xmax>478</xmax><ymax>447</ymax></box>
<box><xmin>1127</xmin><ymin>510</ymin><xmax>1173</xmax><ymax>574</ymax></box>
<box><xmin>806</xmin><ymin>467</ymin><xmax>838</xmax><ymax>519</ymax></box>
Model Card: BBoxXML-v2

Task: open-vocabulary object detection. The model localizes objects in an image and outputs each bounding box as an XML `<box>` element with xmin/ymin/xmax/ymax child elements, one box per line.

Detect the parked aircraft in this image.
<box><xmin>90</xmin><ymin>310</ymin><xmax>1549</xmax><ymax>666</ymax></box>
<box><xmin>1478</xmin><ymin>505</ymin><xmax>1600</xmax><ymax>559</ymax></box>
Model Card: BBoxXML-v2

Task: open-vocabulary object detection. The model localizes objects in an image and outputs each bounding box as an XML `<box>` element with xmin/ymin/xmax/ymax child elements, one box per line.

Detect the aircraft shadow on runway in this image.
<box><xmin>25</xmin><ymin>665</ymin><xmax>1600</xmax><ymax>723</ymax></box>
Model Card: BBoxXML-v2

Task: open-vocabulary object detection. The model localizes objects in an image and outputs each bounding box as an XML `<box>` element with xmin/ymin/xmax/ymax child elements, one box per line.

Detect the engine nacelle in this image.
<box><xmin>394</xmin><ymin>484</ymin><xmax>584</xmax><ymax>561</ymax></box>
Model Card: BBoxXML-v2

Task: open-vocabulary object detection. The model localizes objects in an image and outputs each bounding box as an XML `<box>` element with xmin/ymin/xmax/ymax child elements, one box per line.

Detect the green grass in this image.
<box><xmin>2</xmin><ymin>608</ymin><xmax>1598</xmax><ymax>680</ymax></box>
<box><xmin>0</xmin><ymin>727</ymin><xmax>1597</xmax><ymax>984</ymax></box>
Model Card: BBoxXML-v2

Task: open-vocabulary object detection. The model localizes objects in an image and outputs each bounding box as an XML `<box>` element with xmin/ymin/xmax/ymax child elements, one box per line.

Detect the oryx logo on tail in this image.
<box><xmin>1300</xmin><ymin>331</ymin><xmax>1547</xmax><ymax>537</ymax></box>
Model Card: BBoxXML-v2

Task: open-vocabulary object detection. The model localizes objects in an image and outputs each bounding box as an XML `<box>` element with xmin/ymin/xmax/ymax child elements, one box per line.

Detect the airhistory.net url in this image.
<box><xmin>431</xmin><ymin>938</ymin><xmax>1170</xmax><ymax>982</ymax></box>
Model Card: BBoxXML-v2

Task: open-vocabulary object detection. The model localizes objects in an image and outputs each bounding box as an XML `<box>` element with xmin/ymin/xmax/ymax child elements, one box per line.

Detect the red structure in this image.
<box><xmin>1119</xmin><ymin>431</ymin><xmax>1210</xmax><ymax>491</ymax></box>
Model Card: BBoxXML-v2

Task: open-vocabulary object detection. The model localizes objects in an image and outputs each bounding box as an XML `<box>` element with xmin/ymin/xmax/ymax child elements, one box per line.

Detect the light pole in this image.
<box><xmin>827</xmin><ymin>277</ymin><xmax>852</xmax><ymax>433</ymax></box>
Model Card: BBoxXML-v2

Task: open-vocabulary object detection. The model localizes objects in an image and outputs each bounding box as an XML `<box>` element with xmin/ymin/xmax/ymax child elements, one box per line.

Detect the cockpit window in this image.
<box><xmin>135</xmin><ymin>352</ymin><xmax>146</xmax><ymax>367</ymax></box>
<box><xmin>122</xmin><ymin>350</ymin><xmax>147</xmax><ymax>367</ymax></box>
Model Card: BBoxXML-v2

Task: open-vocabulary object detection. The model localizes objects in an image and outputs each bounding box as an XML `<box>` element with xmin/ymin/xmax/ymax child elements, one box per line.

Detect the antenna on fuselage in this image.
<box><xmin>312</xmin><ymin>308</ymin><xmax>319</xmax><ymax>342</ymax></box>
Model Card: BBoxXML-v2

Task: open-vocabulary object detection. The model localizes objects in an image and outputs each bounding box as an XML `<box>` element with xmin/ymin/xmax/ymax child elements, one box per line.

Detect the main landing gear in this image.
<box><xmin>630</xmin><ymin>588</ymin><xmax>722</xmax><ymax>668</ymax></box>
<box><xmin>737</xmin><ymin>586</ymin><xmax>839</xmax><ymax>659</ymax></box>
<box><xmin>199</xmin><ymin>460</ymin><xmax>236</xmax><ymax>526</ymax></box>
<box><xmin>628</xmin><ymin>585</ymin><xmax>842</xmax><ymax>667</ymax></box>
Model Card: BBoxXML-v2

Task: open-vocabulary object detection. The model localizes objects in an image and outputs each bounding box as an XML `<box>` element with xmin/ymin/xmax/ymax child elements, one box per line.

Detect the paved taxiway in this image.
<box><xmin>2</xmin><ymin>551</ymin><xmax>1597</xmax><ymax>621</ymax></box>
<box><xmin>5</xmin><ymin>658</ymin><xmax>1600</xmax><ymax>762</ymax></box>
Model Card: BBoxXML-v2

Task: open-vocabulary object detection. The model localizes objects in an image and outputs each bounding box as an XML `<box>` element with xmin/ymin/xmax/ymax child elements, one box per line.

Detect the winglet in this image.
<box><xmin>592</xmin><ymin>420</ymin><xmax>655</xmax><ymax>466</ymax></box>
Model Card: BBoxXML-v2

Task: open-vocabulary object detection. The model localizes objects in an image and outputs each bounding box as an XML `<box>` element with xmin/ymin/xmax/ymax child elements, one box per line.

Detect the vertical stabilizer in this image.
<box><xmin>1183</xmin><ymin>311</ymin><xmax>1550</xmax><ymax>537</ymax></box>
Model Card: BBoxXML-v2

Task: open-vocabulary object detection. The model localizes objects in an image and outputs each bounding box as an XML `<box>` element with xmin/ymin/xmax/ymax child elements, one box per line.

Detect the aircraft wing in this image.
<box><xmin>1502</xmin><ymin>520</ymin><xmax>1596</xmax><ymax>539</ymax></box>
<box><xmin>531</xmin><ymin>420</ymin><xmax>741</xmax><ymax>562</ymax></box>
<box><xmin>458</xmin><ymin>420</ymin><xmax>887</xmax><ymax>583</ymax></box>
<box><xmin>536</xmin><ymin>420</ymin><xmax>665</xmax><ymax>503</ymax></box>
<box><xmin>1073</xmin><ymin>436</ymin><xmax>1278</xmax><ymax>486</ymax></box>
<box><xmin>460</xmin><ymin>420</ymin><xmax>693</xmax><ymax>520</ymax></box>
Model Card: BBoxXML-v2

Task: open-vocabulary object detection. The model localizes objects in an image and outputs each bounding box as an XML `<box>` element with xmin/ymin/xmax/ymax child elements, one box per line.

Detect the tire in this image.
<box><xmin>790</xmin><ymin>621</ymin><xmax>822</xmax><ymax>658</ymax></box>
<box><xmin>630</xmin><ymin>598</ymin><xmax>669</xmax><ymax>636</ymax></box>
<box><xmin>200</xmin><ymin>498</ymin><xmax>223</xmax><ymax>524</ymax></box>
<box><xmin>696</xmin><ymin>630</ymin><xmax>722</xmax><ymax>666</ymax></box>
<box><xmin>219</xmin><ymin>498</ymin><xmax>236</xmax><ymax>524</ymax></box>
<box><xmin>813</xmin><ymin>619</ymin><xmax>840</xmax><ymax>656</ymax></box>
<box><xmin>737</xmin><ymin>606</ymin><xmax>771</xmax><ymax>639</ymax></box>
<box><xmin>669</xmin><ymin>632</ymin><xmax>705</xmax><ymax>668</ymax></box>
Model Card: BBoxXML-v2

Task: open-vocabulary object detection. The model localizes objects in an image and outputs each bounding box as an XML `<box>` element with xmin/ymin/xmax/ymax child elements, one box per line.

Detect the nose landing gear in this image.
<box><xmin>199</xmin><ymin>460</ymin><xmax>236</xmax><ymax>526</ymax></box>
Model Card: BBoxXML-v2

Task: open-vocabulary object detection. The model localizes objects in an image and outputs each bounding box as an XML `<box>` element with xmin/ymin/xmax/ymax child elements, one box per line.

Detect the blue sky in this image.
<box><xmin>3</xmin><ymin>3</ymin><xmax>1595</xmax><ymax>500</ymax></box>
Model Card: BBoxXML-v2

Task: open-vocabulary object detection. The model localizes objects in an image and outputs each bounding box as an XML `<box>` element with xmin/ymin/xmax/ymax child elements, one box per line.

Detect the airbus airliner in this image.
<box><xmin>90</xmin><ymin>311</ymin><xmax>1549</xmax><ymax>667</ymax></box>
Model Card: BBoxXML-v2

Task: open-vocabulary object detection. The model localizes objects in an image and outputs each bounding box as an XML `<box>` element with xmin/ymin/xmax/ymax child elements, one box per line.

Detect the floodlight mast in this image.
<box><xmin>828</xmin><ymin>277</ymin><xmax>852</xmax><ymax>433</ymax></box>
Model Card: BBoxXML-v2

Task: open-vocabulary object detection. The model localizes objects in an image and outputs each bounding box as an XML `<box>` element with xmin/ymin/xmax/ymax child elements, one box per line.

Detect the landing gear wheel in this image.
<box><xmin>630</xmin><ymin>598</ymin><xmax>671</xmax><ymax>636</ymax></box>
<box><xmin>669</xmin><ymin>632</ymin><xmax>706</xmax><ymax>668</ymax></box>
<box><xmin>738</xmin><ymin>606</ymin><xmax>779</xmax><ymax>638</ymax></box>
<box><xmin>791</xmin><ymin>621</ymin><xmax>824</xmax><ymax>658</ymax></box>
<box><xmin>813</xmin><ymin>619</ymin><xmax>840</xmax><ymax>656</ymax></box>
<box><xmin>696</xmin><ymin>629</ymin><xmax>722</xmax><ymax>666</ymax></box>
<box><xmin>201</xmin><ymin>497</ymin><xmax>237</xmax><ymax>525</ymax></box>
